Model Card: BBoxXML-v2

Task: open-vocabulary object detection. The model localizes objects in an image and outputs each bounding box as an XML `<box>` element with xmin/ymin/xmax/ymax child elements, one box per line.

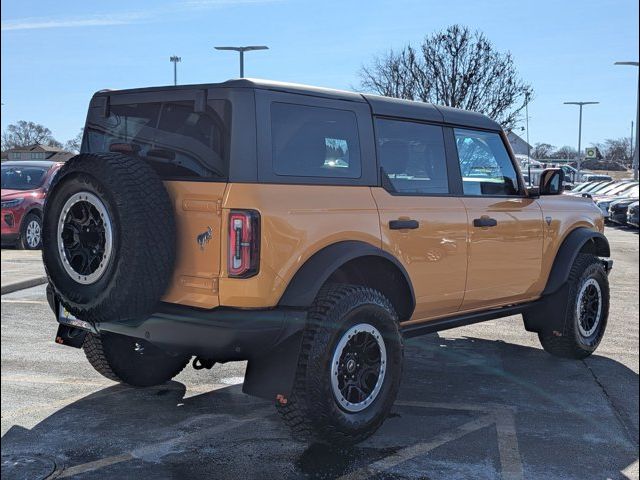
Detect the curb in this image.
<box><xmin>1</xmin><ymin>276</ymin><xmax>48</xmax><ymax>295</ymax></box>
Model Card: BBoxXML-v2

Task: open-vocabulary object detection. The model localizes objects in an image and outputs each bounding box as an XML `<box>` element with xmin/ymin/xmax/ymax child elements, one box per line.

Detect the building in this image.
<box><xmin>2</xmin><ymin>144</ymin><xmax>74</xmax><ymax>163</ymax></box>
<box><xmin>506</xmin><ymin>131</ymin><xmax>532</xmax><ymax>157</ymax></box>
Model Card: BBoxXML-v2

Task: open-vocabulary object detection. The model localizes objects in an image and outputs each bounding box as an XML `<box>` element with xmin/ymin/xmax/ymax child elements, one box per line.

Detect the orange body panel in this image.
<box><xmin>460</xmin><ymin>197</ymin><xmax>544</xmax><ymax>310</ymax></box>
<box><xmin>371</xmin><ymin>188</ymin><xmax>469</xmax><ymax>320</ymax></box>
<box><xmin>161</xmin><ymin>180</ymin><xmax>605</xmax><ymax>322</ymax></box>
<box><xmin>161</xmin><ymin>181</ymin><xmax>226</xmax><ymax>308</ymax></box>
<box><xmin>218</xmin><ymin>183</ymin><xmax>381</xmax><ymax>308</ymax></box>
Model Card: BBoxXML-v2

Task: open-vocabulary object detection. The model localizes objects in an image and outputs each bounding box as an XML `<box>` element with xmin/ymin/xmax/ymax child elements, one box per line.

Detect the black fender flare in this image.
<box><xmin>542</xmin><ymin>227</ymin><xmax>610</xmax><ymax>296</ymax></box>
<box><xmin>278</xmin><ymin>240</ymin><xmax>416</xmax><ymax>315</ymax></box>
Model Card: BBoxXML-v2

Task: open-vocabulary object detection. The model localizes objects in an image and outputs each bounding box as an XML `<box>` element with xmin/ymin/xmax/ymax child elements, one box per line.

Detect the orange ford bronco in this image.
<box><xmin>43</xmin><ymin>79</ymin><xmax>612</xmax><ymax>444</ymax></box>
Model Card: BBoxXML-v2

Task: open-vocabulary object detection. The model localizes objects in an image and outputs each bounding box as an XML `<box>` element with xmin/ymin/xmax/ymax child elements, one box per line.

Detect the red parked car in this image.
<box><xmin>1</xmin><ymin>160</ymin><xmax>63</xmax><ymax>249</ymax></box>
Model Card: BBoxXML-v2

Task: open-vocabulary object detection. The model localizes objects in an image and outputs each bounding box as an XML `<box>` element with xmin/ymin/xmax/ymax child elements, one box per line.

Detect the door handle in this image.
<box><xmin>389</xmin><ymin>219</ymin><xmax>419</xmax><ymax>230</ymax></box>
<box><xmin>473</xmin><ymin>216</ymin><xmax>498</xmax><ymax>228</ymax></box>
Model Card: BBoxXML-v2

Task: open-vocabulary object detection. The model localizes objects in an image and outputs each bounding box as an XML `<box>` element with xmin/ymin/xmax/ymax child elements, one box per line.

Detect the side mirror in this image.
<box><xmin>539</xmin><ymin>168</ymin><xmax>565</xmax><ymax>195</ymax></box>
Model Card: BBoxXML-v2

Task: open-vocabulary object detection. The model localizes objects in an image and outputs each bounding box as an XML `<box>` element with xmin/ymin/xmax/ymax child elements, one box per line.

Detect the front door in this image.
<box><xmin>453</xmin><ymin>128</ymin><xmax>544</xmax><ymax>310</ymax></box>
<box><xmin>372</xmin><ymin>118</ymin><xmax>469</xmax><ymax>321</ymax></box>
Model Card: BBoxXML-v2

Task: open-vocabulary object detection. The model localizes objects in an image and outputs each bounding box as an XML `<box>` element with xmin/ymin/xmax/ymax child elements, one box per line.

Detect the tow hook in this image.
<box><xmin>192</xmin><ymin>357</ymin><xmax>216</xmax><ymax>370</ymax></box>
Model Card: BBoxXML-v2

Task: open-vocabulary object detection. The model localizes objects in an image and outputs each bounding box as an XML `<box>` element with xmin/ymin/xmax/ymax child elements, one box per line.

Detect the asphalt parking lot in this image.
<box><xmin>1</xmin><ymin>227</ymin><xmax>638</xmax><ymax>480</ymax></box>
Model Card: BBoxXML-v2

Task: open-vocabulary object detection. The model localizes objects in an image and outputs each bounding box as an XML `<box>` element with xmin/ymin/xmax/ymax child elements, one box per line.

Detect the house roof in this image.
<box><xmin>506</xmin><ymin>131</ymin><xmax>532</xmax><ymax>149</ymax></box>
<box><xmin>5</xmin><ymin>144</ymin><xmax>65</xmax><ymax>153</ymax></box>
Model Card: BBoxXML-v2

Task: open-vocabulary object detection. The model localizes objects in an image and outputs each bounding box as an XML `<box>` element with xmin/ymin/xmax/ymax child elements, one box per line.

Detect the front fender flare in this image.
<box><xmin>542</xmin><ymin>227</ymin><xmax>610</xmax><ymax>296</ymax></box>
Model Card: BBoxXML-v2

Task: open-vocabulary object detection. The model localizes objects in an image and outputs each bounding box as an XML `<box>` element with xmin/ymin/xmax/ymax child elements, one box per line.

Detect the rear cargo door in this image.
<box><xmin>161</xmin><ymin>182</ymin><xmax>227</xmax><ymax>308</ymax></box>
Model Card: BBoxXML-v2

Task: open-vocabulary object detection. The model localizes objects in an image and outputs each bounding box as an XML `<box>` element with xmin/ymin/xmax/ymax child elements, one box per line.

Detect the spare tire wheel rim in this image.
<box><xmin>576</xmin><ymin>277</ymin><xmax>602</xmax><ymax>338</ymax></box>
<box><xmin>331</xmin><ymin>323</ymin><xmax>387</xmax><ymax>413</ymax></box>
<box><xmin>57</xmin><ymin>192</ymin><xmax>113</xmax><ymax>285</ymax></box>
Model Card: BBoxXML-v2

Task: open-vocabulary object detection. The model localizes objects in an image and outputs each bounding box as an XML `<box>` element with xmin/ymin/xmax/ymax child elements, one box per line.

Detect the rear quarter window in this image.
<box><xmin>84</xmin><ymin>98</ymin><xmax>231</xmax><ymax>180</ymax></box>
<box><xmin>271</xmin><ymin>102</ymin><xmax>361</xmax><ymax>179</ymax></box>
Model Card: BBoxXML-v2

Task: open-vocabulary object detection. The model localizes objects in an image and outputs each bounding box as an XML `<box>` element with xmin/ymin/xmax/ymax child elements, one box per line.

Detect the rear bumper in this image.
<box><xmin>47</xmin><ymin>286</ymin><xmax>307</xmax><ymax>361</ymax></box>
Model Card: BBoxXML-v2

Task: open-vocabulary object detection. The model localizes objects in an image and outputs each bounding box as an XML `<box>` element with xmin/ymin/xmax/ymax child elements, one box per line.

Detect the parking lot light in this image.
<box><xmin>615</xmin><ymin>61</ymin><xmax>640</xmax><ymax>180</ymax></box>
<box><xmin>563</xmin><ymin>101</ymin><xmax>599</xmax><ymax>178</ymax></box>
<box><xmin>214</xmin><ymin>45</ymin><xmax>269</xmax><ymax>78</ymax></box>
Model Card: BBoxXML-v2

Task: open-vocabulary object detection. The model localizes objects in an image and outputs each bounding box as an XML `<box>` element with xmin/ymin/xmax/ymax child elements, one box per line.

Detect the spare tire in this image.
<box><xmin>42</xmin><ymin>153</ymin><xmax>175</xmax><ymax>323</ymax></box>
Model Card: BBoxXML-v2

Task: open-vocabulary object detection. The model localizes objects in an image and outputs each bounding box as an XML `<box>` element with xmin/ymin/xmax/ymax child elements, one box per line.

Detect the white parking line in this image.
<box><xmin>58</xmin><ymin>410</ymin><xmax>271</xmax><ymax>478</ymax></box>
<box><xmin>338</xmin><ymin>401</ymin><xmax>523</xmax><ymax>480</ymax></box>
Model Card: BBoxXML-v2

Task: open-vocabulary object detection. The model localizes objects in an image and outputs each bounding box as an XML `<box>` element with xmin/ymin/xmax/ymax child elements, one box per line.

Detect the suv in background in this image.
<box><xmin>1</xmin><ymin>160</ymin><xmax>62</xmax><ymax>249</ymax></box>
<box><xmin>43</xmin><ymin>79</ymin><xmax>612</xmax><ymax>444</ymax></box>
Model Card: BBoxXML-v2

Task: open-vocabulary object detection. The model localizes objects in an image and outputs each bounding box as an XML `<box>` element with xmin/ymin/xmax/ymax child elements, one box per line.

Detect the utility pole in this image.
<box><xmin>632</xmin><ymin>120</ymin><xmax>635</xmax><ymax>166</ymax></box>
<box><xmin>170</xmin><ymin>56</ymin><xmax>181</xmax><ymax>86</ymax></box>
<box><xmin>525</xmin><ymin>91</ymin><xmax>532</xmax><ymax>185</ymax></box>
<box><xmin>214</xmin><ymin>45</ymin><xmax>269</xmax><ymax>78</ymax></box>
<box><xmin>615</xmin><ymin>61</ymin><xmax>639</xmax><ymax>180</ymax></box>
<box><xmin>563</xmin><ymin>101</ymin><xmax>599</xmax><ymax>179</ymax></box>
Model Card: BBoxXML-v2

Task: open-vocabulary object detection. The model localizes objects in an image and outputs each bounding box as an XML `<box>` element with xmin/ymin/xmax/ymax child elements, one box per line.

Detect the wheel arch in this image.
<box><xmin>542</xmin><ymin>227</ymin><xmax>610</xmax><ymax>296</ymax></box>
<box><xmin>278</xmin><ymin>240</ymin><xmax>415</xmax><ymax>321</ymax></box>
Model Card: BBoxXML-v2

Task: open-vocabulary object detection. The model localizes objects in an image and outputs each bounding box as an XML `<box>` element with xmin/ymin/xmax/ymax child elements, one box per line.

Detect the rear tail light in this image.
<box><xmin>228</xmin><ymin>210</ymin><xmax>260</xmax><ymax>278</ymax></box>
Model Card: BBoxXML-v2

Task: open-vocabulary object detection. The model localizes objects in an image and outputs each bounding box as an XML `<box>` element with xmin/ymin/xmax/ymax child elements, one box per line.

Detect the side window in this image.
<box><xmin>454</xmin><ymin>128</ymin><xmax>520</xmax><ymax>196</ymax></box>
<box><xmin>376</xmin><ymin>118</ymin><xmax>449</xmax><ymax>195</ymax></box>
<box><xmin>271</xmin><ymin>102</ymin><xmax>361</xmax><ymax>178</ymax></box>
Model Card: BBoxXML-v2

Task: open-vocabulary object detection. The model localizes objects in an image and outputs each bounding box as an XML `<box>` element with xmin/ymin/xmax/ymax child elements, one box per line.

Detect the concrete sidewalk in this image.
<box><xmin>1</xmin><ymin>249</ymin><xmax>47</xmax><ymax>295</ymax></box>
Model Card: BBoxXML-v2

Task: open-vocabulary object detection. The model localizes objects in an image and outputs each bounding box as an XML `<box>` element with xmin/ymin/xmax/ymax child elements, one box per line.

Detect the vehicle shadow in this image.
<box><xmin>1</xmin><ymin>334</ymin><xmax>638</xmax><ymax>479</ymax></box>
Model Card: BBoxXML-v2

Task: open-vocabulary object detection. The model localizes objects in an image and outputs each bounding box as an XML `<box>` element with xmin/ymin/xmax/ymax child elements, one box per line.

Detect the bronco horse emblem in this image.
<box><xmin>197</xmin><ymin>226</ymin><xmax>213</xmax><ymax>250</ymax></box>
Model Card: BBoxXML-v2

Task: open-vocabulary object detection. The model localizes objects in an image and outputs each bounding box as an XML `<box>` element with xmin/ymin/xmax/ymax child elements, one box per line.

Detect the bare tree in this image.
<box><xmin>552</xmin><ymin>146</ymin><xmax>578</xmax><ymax>159</ymax></box>
<box><xmin>359</xmin><ymin>25</ymin><xmax>533</xmax><ymax>130</ymax></box>
<box><xmin>64</xmin><ymin>129</ymin><xmax>84</xmax><ymax>154</ymax></box>
<box><xmin>1</xmin><ymin>120</ymin><xmax>62</xmax><ymax>151</ymax></box>
<box><xmin>531</xmin><ymin>143</ymin><xmax>555</xmax><ymax>159</ymax></box>
<box><xmin>594</xmin><ymin>138</ymin><xmax>632</xmax><ymax>165</ymax></box>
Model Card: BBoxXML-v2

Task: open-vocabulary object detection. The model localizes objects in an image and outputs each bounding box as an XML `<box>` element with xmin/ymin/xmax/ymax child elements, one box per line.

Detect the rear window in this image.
<box><xmin>1</xmin><ymin>166</ymin><xmax>48</xmax><ymax>190</ymax></box>
<box><xmin>84</xmin><ymin>99</ymin><xmax>231</xmax><ymax>180</ymax></box>
<box><xmin>271</xmin><ymin>102</ymin><xmax>361</xmax><ymax>178</ymax></box>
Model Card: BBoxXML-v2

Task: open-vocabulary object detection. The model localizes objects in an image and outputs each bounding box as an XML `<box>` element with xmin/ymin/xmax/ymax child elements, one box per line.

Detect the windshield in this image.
<box><xmin>1</xmin><ymin>166</ymin><xmax>48</xmax><ymax>190</ymax></box>
<box><xmin>590</xmin><ymin>182</ymin><xmax>617</xmax><ymax>194</ymax></box>
<box><xmin>606</xmin><ymin>182</ymin><xmax>637</xmax><ymax>196</ymax></box>
<box><xmin>573</xmin><ymin>182</ymin><xmax>597</xmax><ymax>192</ymax></box>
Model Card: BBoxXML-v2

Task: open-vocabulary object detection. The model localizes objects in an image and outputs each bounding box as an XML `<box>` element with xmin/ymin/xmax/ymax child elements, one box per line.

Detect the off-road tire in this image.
<box><xmin>537</xmin><ymin>254</ymin><xmax>609</xmax><ymax>359</ymax></box>
<box><xmin>83</xmin><ymin>332</ymin><xmax>190</xmax><ymax>387</ymax></box>
<box><xmin>19</xmin><ymin>213</ymin><xmax>42</xmax><ymax>250</ymax></box>
<box><xmin>42</xmin><ymin>153</ymin><xmax>175</xmax><ymax>323</ymax></box>
<box><xmin>277</xmin><ymin>283</ymin><xmax>403</xmax><ymax>445</ymax></box>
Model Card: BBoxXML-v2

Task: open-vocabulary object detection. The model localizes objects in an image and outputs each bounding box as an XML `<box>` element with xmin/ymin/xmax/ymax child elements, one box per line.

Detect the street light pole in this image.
<box><xmin>615</xmin><ymin>61</ymin><xmax>639</xmax><ymax>180</ymax></box>
<box><xmin>214</xmin><ymin>46</ymin><xmax>269</xmax><ymax>78</ymax></box>
<box><xmin>170</xmin><ymin>56</ymin><xmax>181</xmax><ymax>86</ymax></box>
<box><xmin>564</xmin><ymin>101</ymin><xmax>599</xmax><ymax>178</ymax></box>
<box><xmin>525</xmin><ymin>91</ymin><xmax>532</xmax><ymax>185</ymax></box>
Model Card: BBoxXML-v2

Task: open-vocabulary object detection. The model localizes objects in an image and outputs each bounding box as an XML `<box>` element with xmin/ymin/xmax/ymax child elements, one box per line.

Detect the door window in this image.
<box><xmin>376</xmin><ymin>119</ymin><xmax>449</xmax><ymax>195</ymax></box>
<box><xmin>454</xmin><ymin>129</ymin><xmax>520</xmax><ymax>196</ymax></box>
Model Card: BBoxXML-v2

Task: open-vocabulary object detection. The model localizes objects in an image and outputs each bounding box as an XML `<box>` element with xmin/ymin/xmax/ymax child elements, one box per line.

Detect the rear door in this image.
<box><xmin>372</xmin><ymin>119</ymin><xmax>469</xmax><ymax>320</ymax></box>
<box><xmin>84</xmin><ymin>90</ymin><xmax>232</xmax><ymax>308</ymax></box>
<box><xmin>453</xmin><ymin>128</ymin><xmax>544</xmax><ymax>310</ymax></box>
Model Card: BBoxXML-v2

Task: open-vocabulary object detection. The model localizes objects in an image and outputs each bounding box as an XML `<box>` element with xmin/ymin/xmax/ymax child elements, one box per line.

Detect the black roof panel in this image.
<box><xmin>96</xmin><ymin>78</ymin><xmax>501</xmax><ymax>130</ymax></box>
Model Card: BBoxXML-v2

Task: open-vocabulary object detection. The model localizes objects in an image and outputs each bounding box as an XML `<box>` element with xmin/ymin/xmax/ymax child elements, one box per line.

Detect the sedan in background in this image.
<box><xmin>1</xmin><ymin>160</ymin><xmax>63</xmax><ymax>249</ymax></box>
<box><xmin>609</xmin><ymin>197</ymin><xmax>640</xmax><ymax>225</ymax></box>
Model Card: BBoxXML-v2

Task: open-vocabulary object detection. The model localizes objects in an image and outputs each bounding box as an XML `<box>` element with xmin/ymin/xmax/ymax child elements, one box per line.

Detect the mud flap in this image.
<box><xmin>242</xmin><ymin>329</ymin><xmax>304</xmax><ymax>401</ymax></box>
<box><xmin>523</xmin><ymin>284</ymin><xmax>571</xmax><ymax>336</ymax></box>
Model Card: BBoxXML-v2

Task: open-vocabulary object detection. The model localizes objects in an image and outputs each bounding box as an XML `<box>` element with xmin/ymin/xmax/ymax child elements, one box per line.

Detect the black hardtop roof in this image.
<box><xmin>95</xmin><ymin>78</ymin><xmax>501</xmax><ymax>131</ymax></box>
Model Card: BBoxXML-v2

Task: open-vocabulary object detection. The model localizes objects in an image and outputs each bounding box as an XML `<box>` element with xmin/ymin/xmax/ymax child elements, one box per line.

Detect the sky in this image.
<box><xmin>1</xmin><ymin>0</ymin><xmax>638</xmax><ymax>150</ymax></box>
